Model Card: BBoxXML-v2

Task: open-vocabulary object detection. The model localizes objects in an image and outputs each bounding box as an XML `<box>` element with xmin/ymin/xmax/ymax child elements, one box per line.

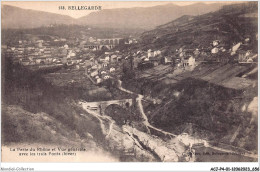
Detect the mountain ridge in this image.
<box><xmin>2</xmin><ymin>5</ymin><xmax>77</xmax><ymax>29</ymax></box>
<box><xmin>2</xmin><ymin>3</ymin><xmax>224</xmax><ymax>29</ymax></box>
<box><xmin>77</xmin><ymin>3</ymin><xmax>224</xmax><ymax>29</ymax></box>
<box><xmin>137</xmin><ymin>1</ymin><xmax>258</xmax><ymax>52</ymax></box>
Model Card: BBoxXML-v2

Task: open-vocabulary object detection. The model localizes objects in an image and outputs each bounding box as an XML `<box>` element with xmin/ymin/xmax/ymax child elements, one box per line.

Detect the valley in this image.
<box><xmin>1</xmin><ymin>1</ymin><xmax>258</xmax><ymax>162</ymax></box>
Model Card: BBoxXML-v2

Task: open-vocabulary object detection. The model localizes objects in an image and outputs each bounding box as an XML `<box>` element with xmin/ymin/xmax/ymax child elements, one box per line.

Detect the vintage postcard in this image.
<box><xmin>1</xmin><ymin>1</ymin><xmax>258</xmax><ymax>164</ymax></box>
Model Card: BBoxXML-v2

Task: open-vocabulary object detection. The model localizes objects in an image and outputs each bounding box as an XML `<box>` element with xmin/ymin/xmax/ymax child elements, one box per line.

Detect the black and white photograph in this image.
<box><xmin>1</xmin><ymin>1</ymin><xmax>258</xmax><ymax>165</ymax></box>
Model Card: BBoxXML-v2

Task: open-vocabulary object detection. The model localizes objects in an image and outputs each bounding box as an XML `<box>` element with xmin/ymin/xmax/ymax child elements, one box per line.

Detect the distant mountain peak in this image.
<box><xmin>77</xmin><ymin>2</ymin><xmax>225</xmax><ymax>29</ymax></box>
<box><xmin>2</xmin><ymin>5</ymin><xmax>75</xmax><ymax>29</ymax></box>
<box><xmin>140</xmin><ymin>1</ymin><xmax>258</xmax><ymax>51</ymax></box>
<box><xmin>2</xmin><ymin>3</ymin><xmax>225</xmax><ymax>29</ymax></box>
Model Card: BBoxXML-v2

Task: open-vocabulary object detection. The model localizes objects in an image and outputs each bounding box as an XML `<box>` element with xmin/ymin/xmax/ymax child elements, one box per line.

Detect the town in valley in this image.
<box><xmin>1</xmin><ymin>1</ymin><xmax>258</xmax><ymax>162</ymax></box>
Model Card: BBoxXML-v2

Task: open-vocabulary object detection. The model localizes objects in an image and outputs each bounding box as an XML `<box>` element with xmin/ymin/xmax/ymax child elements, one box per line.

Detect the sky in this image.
<box><xmin>1</xmin><ymin>1</ymin><xmax>233</xmax><ymax>18</ymax></box>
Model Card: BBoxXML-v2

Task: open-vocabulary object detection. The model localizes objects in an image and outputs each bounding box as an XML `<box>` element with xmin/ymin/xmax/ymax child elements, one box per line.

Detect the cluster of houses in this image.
<box><xmin>2</xmin><ymin>33</ymin><xmax>140</xmax><ymax>85</ymax></box>
<box><xmin>3</xmin><ymin>39</ymin><xmax>92</xmax><ymax>69</ymax></box>
<box><xmin>3</xmin><ymin>36</ymin><xmax>125</xmax><ymax>70</ymax></box>
<box><xmin>122</xmin><ymin>48</ymin><xmax>196</xmax><ymax>70</ymax></box>
<box><xmin>86</xmin><ymin>48</ymin><xmax>164</xmax><ymax>84</ymax></box>
<box><xmin>117</xmin><ymin>37</ymin><xmax>257</xmax><ymax>72</ymax></box>
<box><xmin>174</xmin><ymin>48</ymin><xmax>196</xmax><ymax>68</ymax></box>
<box><xmin>86</xmin><ymin>51</ymin><xmax>123</xmax><ymax>84</ymax></box>
<box><xmin>203</xmin><ymin>38</ymin><xmax>257</xmax><ymax>63</ymax></box>
<box><xmin>169</xmin><ymin>38</ymin><xmax>257</xmax><ymax>68</ymax></box>
<box><xmin>174</xmin><ymin>39</ymin><xmax>257</xmax><ymax>67</ymax></box>
<box><xmin>232</xmin><ymin>39</ymin><xmax>258</xmax><ymax>63</ymax></box>
<box><xmin>3</xmin><ymin>34</ymin><xmax>257</xmax><ymax>85</ymax></box>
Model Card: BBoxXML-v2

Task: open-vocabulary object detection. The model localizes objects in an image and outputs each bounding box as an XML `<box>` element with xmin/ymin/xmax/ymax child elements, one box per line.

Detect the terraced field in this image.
<box><xmin>153</xmin><ymin>63</ymin><xmax>257</xmax><ymax>90</ymax></box>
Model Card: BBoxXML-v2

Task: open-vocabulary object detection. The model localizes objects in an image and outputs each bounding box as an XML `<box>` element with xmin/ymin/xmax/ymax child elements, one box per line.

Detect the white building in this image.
<box><xmin>188</xmin><ymin>56</ymin><xmax>196</xmax><ymax>66</ymax></box>
<box><xmin>89</xmin><ymin>37</ymin><xmax>96</xmax><ymax>42</ymax></box>
<box><xmin>211</xmin><ymin>47</ymin><xmax>219</xmax><ymax>54</ymax></box>
<box><xmin>213</xmin><ymin>40</ymin><xmax>219</xmax><ymax>47</ymax></box>
<box><xmin>90</xmin><ymin>70</ymin><xmax>98</xmax><ymax>77</ymax></box>
<box><xmin>104</xmin><ymin>75</ymin><xmax>110</xmax><ymax>80</ymax></box>
<box><xmin>97</xmin><ymin>78</ymin><xmax>102</xmax><ymax>84</ymax></box>
<box><xmin>101</xmin><ymin>71</ymin><xmax>107</xmax><ymax>75</ymax></box>
<box><xmin>154</xmin><ymin>50</ymin><xmax>161</xmax><ymax>56</ymax></box>
<box><xmin>147</xmin><ymin>49</ymin><xmax>153</xmax><ymax>58</ymax></box>
<box><xmin>231</xmin><ymin>42</ymin><xmax>242</xmax><ymax>55</ymax></box>
<box><xmin>64</xmin><ymin>44</ymin><xmax>69</xmax><ymax>49</ymax></box>
<box><xmin>110</xmin><ymin>67</ymin><xmax>115</xmax><ymax>72</ymax></box>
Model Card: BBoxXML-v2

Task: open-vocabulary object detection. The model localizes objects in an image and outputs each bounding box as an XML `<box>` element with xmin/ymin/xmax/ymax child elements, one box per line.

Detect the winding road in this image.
<box><xmin>80</xmin><ymin>107</ymin><xmax>114</xmax><ymax>138</ymax></box>
<box><xmin>79</xmin><ymin>80</ymin><xmax>257</xmax><ymax>161</ymax></box>
<box><xmin>117</xmin><ymin>80</ymin><xmax>258</xmax><ymax>160</ymax></box>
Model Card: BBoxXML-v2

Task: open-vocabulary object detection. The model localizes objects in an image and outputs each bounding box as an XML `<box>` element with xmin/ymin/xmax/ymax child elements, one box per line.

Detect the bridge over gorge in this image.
<box><xmin>85</xmin><ymin>38</ymin><xmax>123</xmax><ymax>50</ymax></box>
<box><xmin>85</xmin><ymin>44</ymin><xmax>115</xmax><ymax>50</ymax></box>
<box><xmin>97</xmin><ymin>38</ymin><xmax>123</xmax><ymax>45</ymax></box>
<box><xmin>80</xmin><ymin>98</ymin><xmax>133</xmax><ymax>115</ymax></box>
